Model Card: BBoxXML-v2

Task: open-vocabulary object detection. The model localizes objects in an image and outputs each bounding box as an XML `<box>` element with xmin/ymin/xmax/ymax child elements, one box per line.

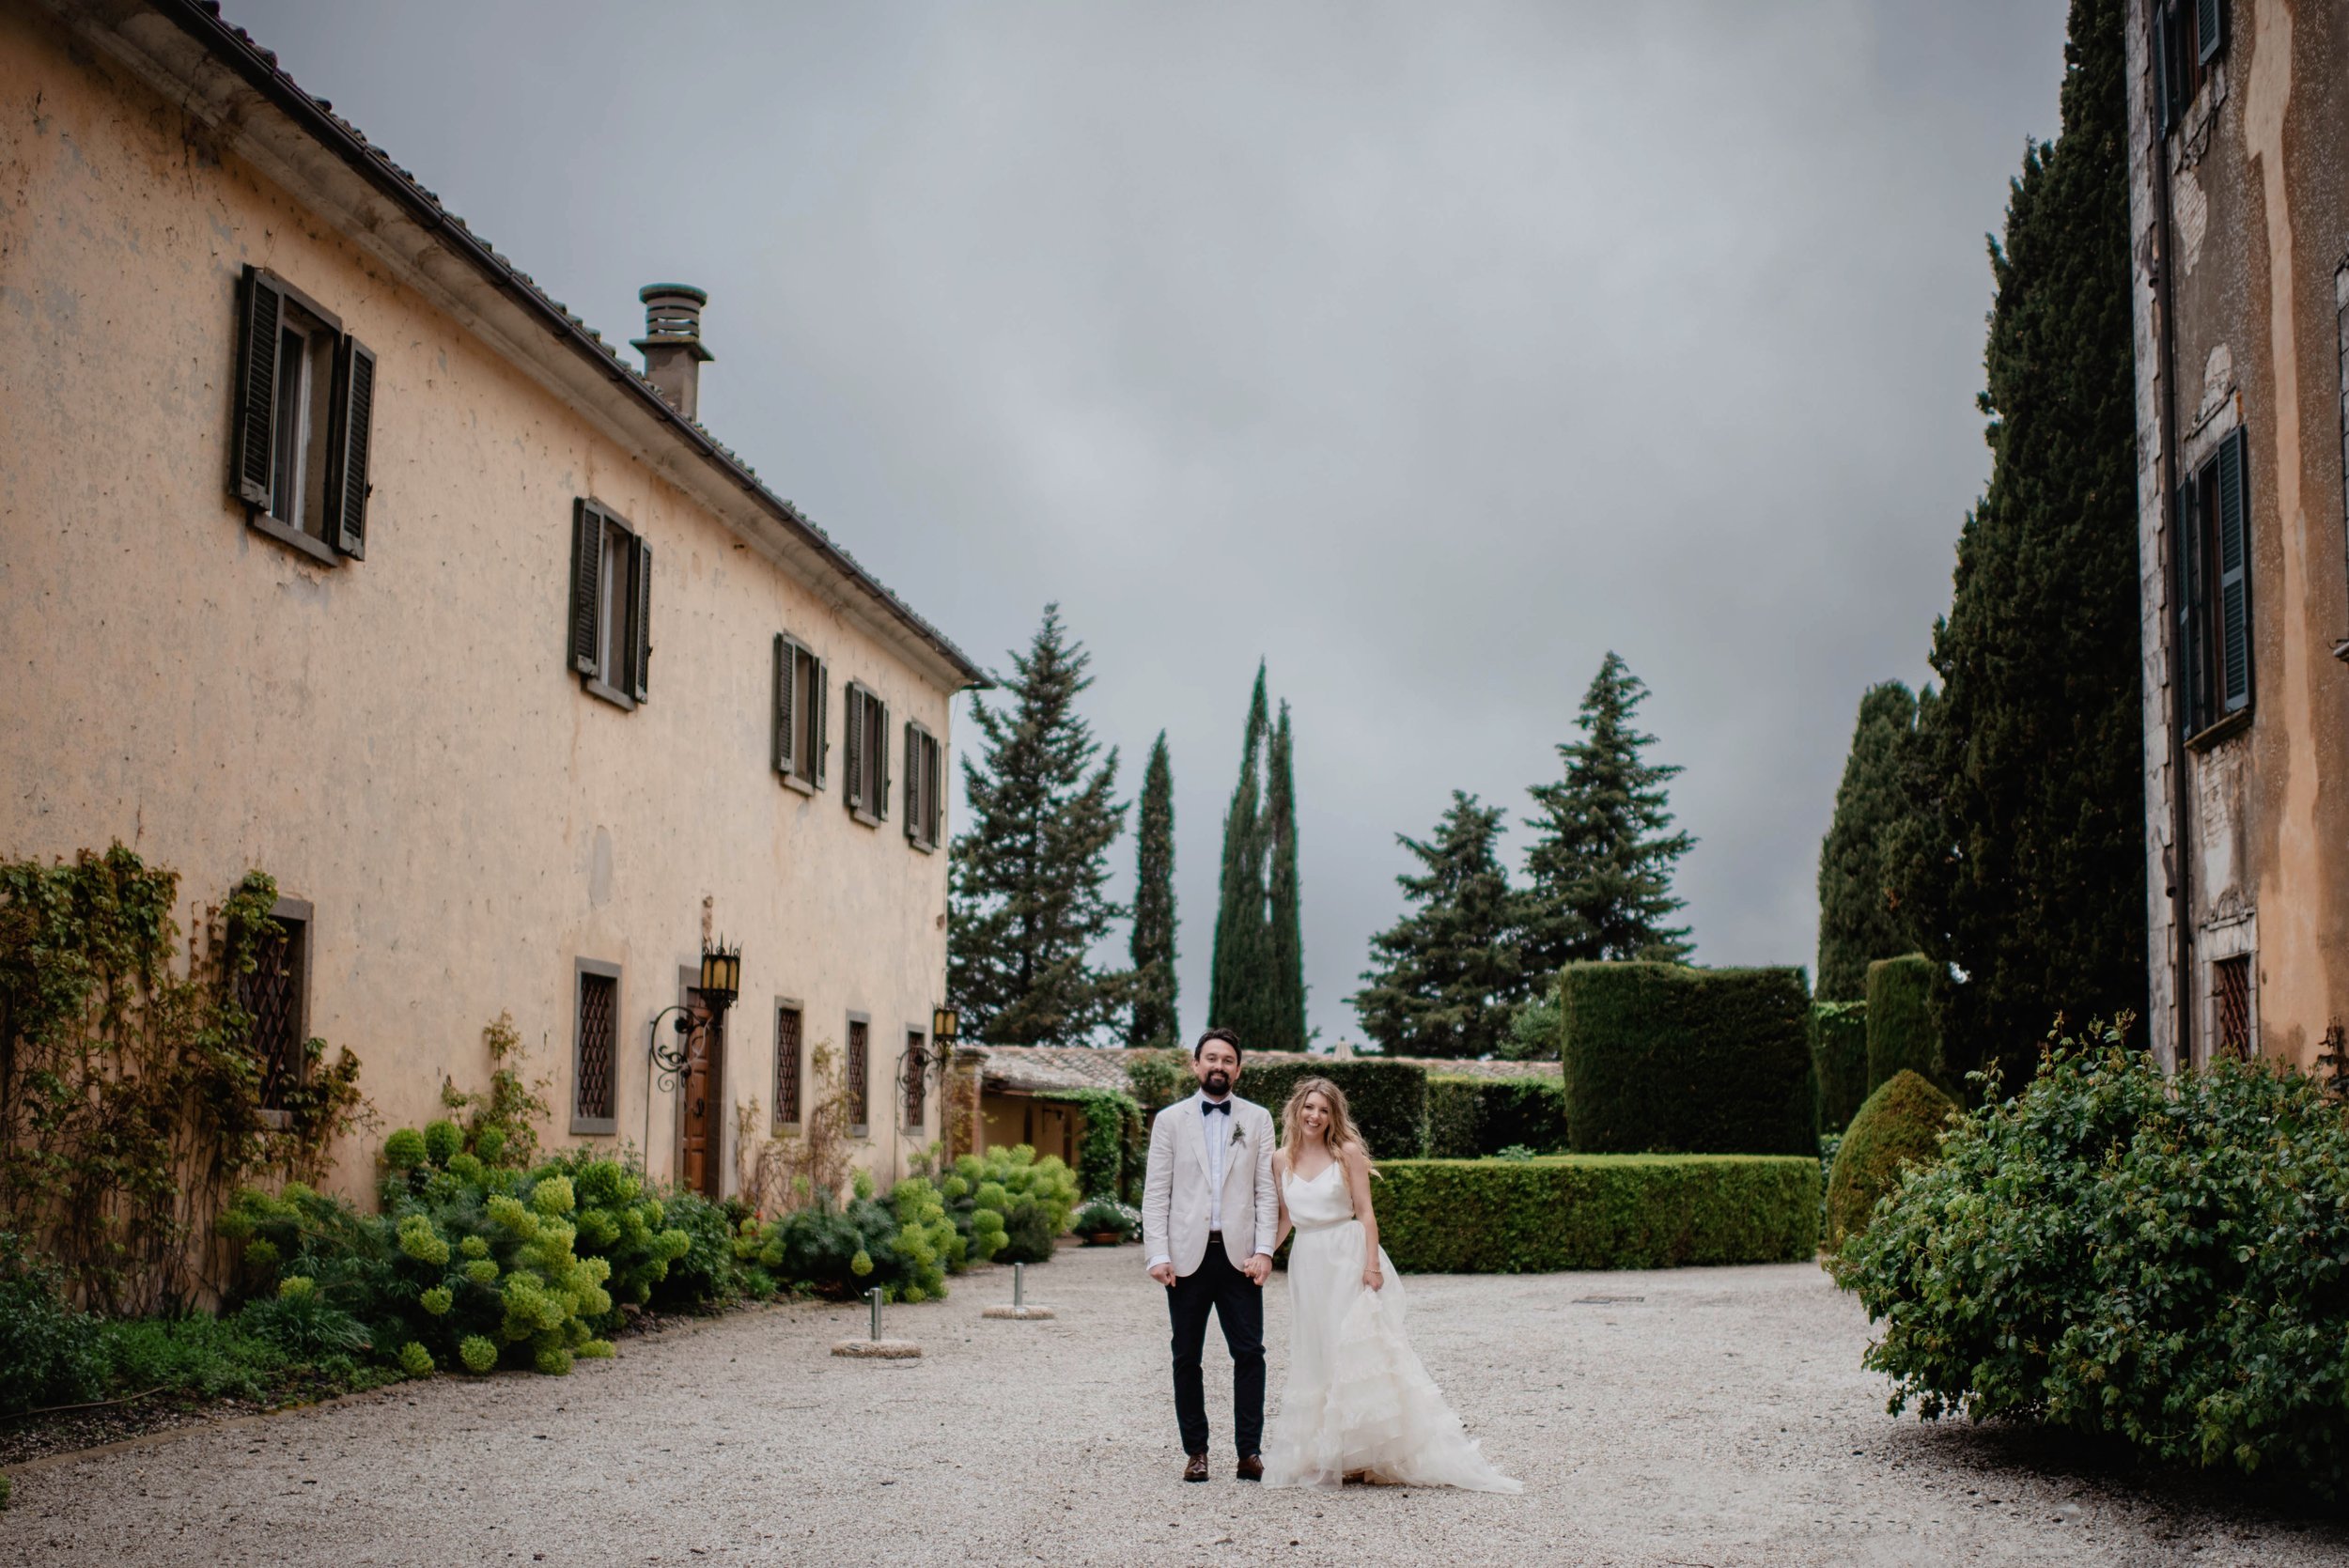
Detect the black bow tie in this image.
<box><xmin>1203</xmin><ymin>1100</ymin><xmax>1231</xmax><ymax>1115</ymax></box>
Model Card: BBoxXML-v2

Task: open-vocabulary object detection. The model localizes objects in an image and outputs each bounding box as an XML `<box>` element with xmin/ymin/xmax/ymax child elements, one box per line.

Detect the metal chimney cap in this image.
<box><xmin>634</xmin><ymin>282</ymin><xmax>712</xmax><ymax>362</ymax></box>
<box><xmin>638</xmin><ymin>283</ymin><xmax>708</xmax><ymax>307</ymax></box>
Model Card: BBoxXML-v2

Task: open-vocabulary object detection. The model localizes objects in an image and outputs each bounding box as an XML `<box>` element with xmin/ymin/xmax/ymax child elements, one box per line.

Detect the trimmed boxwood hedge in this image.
<box><xmin>1812</xmin><ymin>1001</ymin><xmax>1870</xmax><ymax>1134</ymax></box>
<box><xmin>1864</xmin><ymin>955</ymin><xmax>1942</xmax><ymax>1094</ymax></box>
<box><xmin>1373</xmin><ymin>1156</ymin><xmax>1818</xmax><ymax>1272</ymax></box>
<box><xmin>1558</xmin><ymin>963</ymin><xmax>1818</xmax><ymax>1156</ymax></box>
<box><xmin>1237</xmin><ymin>1058</ymin><xmax>1428</xmax><ymax>1161</ymax></box>
<box><xmin>1425</xmin><ymin>1076</ymin><xmax>1568</xmax><ymax>1157</ymax></box>
<box><xmin>1826</xmin><ymin>1069</ymin><xmax>1954</xmax><ymax>1248</ymax></box>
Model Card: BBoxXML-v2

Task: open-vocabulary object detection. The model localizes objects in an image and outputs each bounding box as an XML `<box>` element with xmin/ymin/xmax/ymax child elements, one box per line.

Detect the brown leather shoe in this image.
<box><xmin>1183</xmin><ymin>1452</ymin><xmax>1210</xmax><ymax>1483</ymax></box>
<box><xmin>1236</xmin><ymin>1454</ymin><xmax>1265</xmax><ymax>1482</ymax></box>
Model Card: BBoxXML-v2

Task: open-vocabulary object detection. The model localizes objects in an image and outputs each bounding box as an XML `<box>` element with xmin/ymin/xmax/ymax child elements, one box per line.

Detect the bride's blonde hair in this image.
<box><xmin>1281</xmin><ymin>1077</ymin><xmax>1370</xmax><ymax>1164</ymax></box>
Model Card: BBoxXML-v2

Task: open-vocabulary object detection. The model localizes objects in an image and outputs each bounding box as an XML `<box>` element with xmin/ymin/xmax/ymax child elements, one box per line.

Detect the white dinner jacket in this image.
<box><xmin>1142</xmin><ymin>1090</ymin><xmax>1279</xmax><ymax>1277</ymax></box>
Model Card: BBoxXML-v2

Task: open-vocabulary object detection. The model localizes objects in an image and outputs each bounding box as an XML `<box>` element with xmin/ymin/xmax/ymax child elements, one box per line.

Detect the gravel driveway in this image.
<box><xmin>6</xmin><ymin>1245</ymin><xmax>2344</xmax><ymax>1567</ymax></box>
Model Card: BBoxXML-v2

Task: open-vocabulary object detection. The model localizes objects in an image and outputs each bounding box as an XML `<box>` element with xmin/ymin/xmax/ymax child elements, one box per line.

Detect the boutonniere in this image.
<box><xmin>1229</xmin><ymin>1123</ymin><xmax>1247</xmax><ymax>1149</ymax></box>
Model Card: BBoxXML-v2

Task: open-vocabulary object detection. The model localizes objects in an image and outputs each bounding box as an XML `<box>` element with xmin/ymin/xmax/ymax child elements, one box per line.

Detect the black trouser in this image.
<box><xmin>1166</xmin><ymin>1234</ymin><xmax>1265</xmax><ymax>1458</ymax></box>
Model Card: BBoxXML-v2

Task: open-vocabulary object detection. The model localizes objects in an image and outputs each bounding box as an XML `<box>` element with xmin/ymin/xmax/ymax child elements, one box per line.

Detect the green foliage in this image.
<box><xmin>946</xmin><ymin>1145</ymin><xmax>1079</xmax><ymax>1265</ymax></box>
<box><xmin>1265</xmin><ymin>703</ymin><xmax>1307</xmax><ymax>1051</ymax></box>
<box><xmin>949</xmin><ymin>603</ymin><xmax>1132</xmax><ymax>1047</ymax></box>
<box><xmin>93</xmin><ymin>1312</ymin><xmax>289</xmax><ymax>1403</ymax></box>
<box><xmin>738</xmin><ymin>1191</ymin><xmax>906</xmax><ymax>1299</ymax></box>
<box><xmin>1125</xmin><ymin>1048</ymin><xmax>1190</xmax><ymax>1118</ymax></box>
<box><xmin>458</xmin><ymin>1335</ymin><xmax>498</xmax><ymax>1374</ymax></box>
<box><xmin>1501</xmin><ymin>984</ymin><xmax>1561</xmax><ymax>1062</ymax></box>
<box><xmin>1210</xmin><ymin>664</ymin><xmax>1273</xmax><ymax>1045</ymax></box>
<box><xmin>1835</xmin><ymin>1028</ymin><xmax>2349</xmax><ymax>1496</ymax></box>
<box><xmin>383</xmin><ymin>1128</ymin><xmax>428</xmax><ymax>1172</ymax></box>
<box><xmin>1559</xmin><ymin>963</ymin><xmax>1818</xmax><ymax>1156</ymax></box>
<box><xmin>439</xmin><ymin>1012</ymin><xmax>551</xmax><ymax>1169</ymax></box>
<box><xmin>0</xmin><ymin>846</ymin><xmax>366</xmax><ymax>1313</ymax></box>
<box><xmin>1865</xmin><ymin>955</ymin><xmax>1946</xmax><ymax>1095</ymax></box>
<box><xmin>0</xmin><ymin>1231</ymin><xmax>106</xmax><ymax>1414</ymax></box>
<box><xmin>1814</xmin><ymin>682</ymin><xmax>1923</xmax><ymax>1001</ymax></box>
<box><xmin>1035</xmin><ymin>1089</ymin><xmax>1142</xmax><ymax>1202</ymax></box>
<box><xmin>1896</xmin><ymin>0</ymin><xmax>2145</xmax><ymax>1091</ymax></box>
<box><xmin>1517</xmin><ymin>653</ymin><xmax>1695</xmax><ymax>975</ymax></box>
<box><xmin>1352</xmin><ymin>793</ymin><xmax>1522</xmax><ymax>1060</ymax></box>
<box><xmin>1128</xmin><ymin>730</ymin><xmax>1181</xmax><ymax>1052</ymax></box>
<box><xmin>1825</xmin><ymin>1070</ymin><xmax>1955</xmax><ymax>1248</ymax></box>
<box><xmin>1373</xmin><ymin>1156</ymin><xmax>1818</xmax><ymax>1272</ymax></box>
<box><xmin>1424</xmin><ymin>1076</ymin><xmax>1568</xmax><ymax>1158</ymax></box>
<box><xmin>1812</xmin><ymin>1001</ymin><xmax>1870</xmax><ymax>1134</ymax></box>
<box><xmin>644</xmin><ymin>1188</ymin><xmax>740</xmax><ymax>1311</ymax></box>
<box><xmin>1073</xmin><ymin>1196</ymin><xmax>1140</xmax><ymax>1240</ymax></box>
<box><xmin>1239</xmin><ymin>1059</ymin><xmax>1429</xmax><ymax>1162</ymax></box>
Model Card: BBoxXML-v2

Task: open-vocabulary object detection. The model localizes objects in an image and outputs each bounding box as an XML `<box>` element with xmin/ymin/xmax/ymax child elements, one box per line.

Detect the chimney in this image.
<box><xmin>633</xmin><ymin>283</ymin><xmax>712</xmax><ymax>420</ymax></box>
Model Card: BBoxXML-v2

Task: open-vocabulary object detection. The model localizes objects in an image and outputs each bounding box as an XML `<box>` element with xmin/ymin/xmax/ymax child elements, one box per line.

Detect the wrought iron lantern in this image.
<box><xmin>642</xmin><ymin>937</ymin><xmax>744</xmax><ymax>1153</ymax></box>
<box><xmin>698</xmin><ymin>939</ymin><xmax>741</xmax><ymax>1011</ymax></box>
<box><xmin>931</xmin><ymin>1004</ymin><xmax>959</xmax><ymax>1047</ymax></box>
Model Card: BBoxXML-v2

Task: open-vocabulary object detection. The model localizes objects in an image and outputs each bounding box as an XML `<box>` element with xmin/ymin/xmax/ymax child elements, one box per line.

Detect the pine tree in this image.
<box><xmin>1128</xmin><ymin>731</ymin><xmax>1180</xmax><ymax>1051</ymax></box>
<box><xmin>1208</xmin><ymin>664</ymin><xmax>1272</xmax><ymax>1042</ymax></box>
<box><xmin>1815</xmin><ymin>681</ymin><xmax>1923</xmax><ymax>1001</ymax></box>
<box><xmin>1904</xmin><ymin>0</ymin><xmax>2145</xmax><ymax>1089</ymax></box>
<box><xmin>1518</xmin><ymin>652</ymin><xmax>1695</xmax><ymax>979</ymax></box>
<box><xmin>1266</xmin><ymin>702</ymin><xmax>1307</xmax><ymax>1049</ymax></box>
<box><xmin>1351</xmin><ymin>793</ymin><xmax>1521</xmax><ymax>1060</ymax></box>
<box><xmin>948</xmin><ymin>605</ymin><xmax>1129</xmax><ymax>1047</ymax></box>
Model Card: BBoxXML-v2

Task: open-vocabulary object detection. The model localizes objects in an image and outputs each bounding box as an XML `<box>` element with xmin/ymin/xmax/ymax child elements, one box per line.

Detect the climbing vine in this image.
<box><xmin>1035</xmin><ymin>1088</ymin><xmax>1143</xmax><ymax>1201</ymax></box>
<box><xmin>0</xmin><ymin>844</ymin><xmax>366</xmax><ymax>1312</ymax></box>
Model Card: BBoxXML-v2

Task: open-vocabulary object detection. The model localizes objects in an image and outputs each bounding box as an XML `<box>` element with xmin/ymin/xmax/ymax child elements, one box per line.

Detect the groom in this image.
<box><xmin>1142</xmin><ymin>1027</ymin><xmax>1278</xmax><ymax>1483</ymax></box>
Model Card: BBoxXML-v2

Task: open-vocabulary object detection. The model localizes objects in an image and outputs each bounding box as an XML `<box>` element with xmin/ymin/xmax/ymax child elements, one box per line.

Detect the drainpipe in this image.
<box><xmin>2150</xmin><ymin>34</ymin><xmax>2195</xmax><ymax>1070</ymax></box>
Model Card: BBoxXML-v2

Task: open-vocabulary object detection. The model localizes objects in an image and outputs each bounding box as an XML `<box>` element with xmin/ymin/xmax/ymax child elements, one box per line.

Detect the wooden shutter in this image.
<box><xmin>2197</xmin><ymin>0</ymin><xmax>2225</xmax><ymax>65</ymax></box>
<box><xmin>876</xmin><ymin>698</ymin><xmax>891</xmax><ymax>819</ymax></box>
<box><xmin>843</xmin><ymin>685</ymin><xmax>865</xmax><ymax>811</ymax></box>
<box><xmin>2175</xmin><ymin>471</ymin><xmax>2204</xmax><ymax>732</ymax></box>
<box><xmin>926</xmin><ymin>733</ymin><xmax>943</xmax><ymax>846</ymax></box>
<box><xmin>233</xmin><ymin>267</ymin><xmax>286</xmax><ymax>506</ymax></box>
<box><xmin>903</xmin><ymin>721</ymin><xmax>920</xmax><ymax>841</ymax></box>
<box><xmin>772</xmin><ymin>635</ymin><xmax>795</xmax><ymax>777</ymax></box>
<box><xmin>325</xmin><ymin>336</ymin><xmax>376</xmax><ymax>558</ymax></box>
<box><xmin>813</xmin><ymin>659</ymin><xmax>831</xmax><ymax>789</ymax></box>
<box><xmin>631</xmin><ymin>537</ymin><xmax>653</xmax><ymax>702</ymax></box>
<box><xmin>568</xmin><ymin>501</ymin><xmax>603</xmax><ymax>675</ymax></box>
<box><xmin>2216</xmin><ymin>427</ymin><xmax>2251</xmax><ymax>713</ymax></box>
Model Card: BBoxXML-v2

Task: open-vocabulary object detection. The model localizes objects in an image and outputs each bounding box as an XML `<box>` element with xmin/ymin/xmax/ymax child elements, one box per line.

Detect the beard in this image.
<box><xmin>1202</xmin><ymin>1069</ymin><xmax>1232</xmax><ymax>1097</ymax></box>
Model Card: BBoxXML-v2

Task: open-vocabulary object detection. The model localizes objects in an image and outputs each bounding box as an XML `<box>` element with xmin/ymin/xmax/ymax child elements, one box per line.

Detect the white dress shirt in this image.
<box><xmin>1201</xmin><ymin>1092</ymin><xmax>1231</xmax><ymax>1232</ymax></box>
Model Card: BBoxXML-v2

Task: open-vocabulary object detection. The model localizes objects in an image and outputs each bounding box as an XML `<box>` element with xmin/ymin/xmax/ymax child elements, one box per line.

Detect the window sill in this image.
<box><xmin>848</xmin><ymin>806</ymin><xmax>885</xmax><ymax>831</ymax></box>
<box><xmin>772</xmin><ymin>1119</ymin><xmax>802</xmax><ymax>1136</ymax></box>
<box><xmin>907</xmin><ymin>836</ymin><xmax>937</xmax><ymax>856</ymax></box>
<box><xmin>2186</xmin><ymin>707</ymin><xmax>2252</xmax><ymax>752</ymax></box>
<box><xmin>848</xmin><ymin>1124</ymin><xmax>870</xmax><ymax>1140</ymax></box>
<box><xmin>248</xmin><ymin>511</ymin><xmax>339</xmax><ymax>567</ymax></box>
<box><xmin>569</xmin><ymin>1115</ymin><xmax>618</xmax><ymax>1137</ymax></box>
<box><xmin>778</xmin><ymin>771</ymin><xmax>817</xmax><ymax>797</ymax></box>
<box><xmin>256</xmin><ymin>1107</ymin><xmax>294</xmax><ymax>1132</ymax></box>
<box><xmin>581</xmin><ymin>675</ymin><xmax>636</xmax><ymax>712</ymax></box>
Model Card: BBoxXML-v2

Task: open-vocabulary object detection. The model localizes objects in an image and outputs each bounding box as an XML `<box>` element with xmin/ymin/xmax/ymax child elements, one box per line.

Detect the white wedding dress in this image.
<box><xmin>1261</xmin><ymin>1161</ymin><xmax>1521</xmax><ymax>1492</ymax></box>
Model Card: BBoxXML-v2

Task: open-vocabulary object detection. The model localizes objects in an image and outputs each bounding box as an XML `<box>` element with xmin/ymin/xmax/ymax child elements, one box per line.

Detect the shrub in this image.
<box><xmin>646</xmin><ymin>1188</ymin><xmax>743</xmax><ymax>1310</ymax></box>
<box><xmin>1035</xmin><ymin>1090</ymin><xmax>1143</xmax><ymax>1202</ymax></box>
<box><xmin>740</xmin><ymin>1192</ymin><xmax>908</xmax><ymax>1299</ymax></box>
<box><xmin>95</xmin><ymin>1314</ymin><xmax>288</xmax><ymax>1403</ymax></box>
<box><xmin>1812</xmin><ymin>1001</ymin><xmax>1870</xmax><ymax>1133</ymax></box>
<box><xmin>1237</xmin><ymin>1058</ymin><xmax>1429</xmax><ymax>1160</ymax></box>
<box><xmin>1073</xmin><ymin>1196</ymin><xmax>1140</xmax><ymax>1241</ymax></box>
<box><xmin>940</xmin><ymin>1146</ymin><xmax>1079</xmax><ymax>1265</ymax></box>
<box><xmin>1124</xmin><ymin>1048</ymin><xmax>1191</xmax><ymax>1118</ymax></box>
<box><xmin>1864</xmin><ymin>955</ymin><xmax>1943</xmax><ymax>1094</ymax></box>
<box><xmin>1559</xmin><ymin>963</ymin><xmax>1817</xmax><ymax>1156</ymax></box>
<box><xmin>0</xmin><ymin>1232</ymin><xmax>106</xmax><ymax>1415</ymax></box>
<box><xmin>1424</xmin><ymin>1075</ymin><xmax>1568</xmax><ymax>1158</ymax></box>
<box><xmin>1372</xmin><ymin>1156</ymin><xmax>1818</xmax><ymax>1272</ymax></box>
<box><xmin>1836</xmin><ymin>1028</ymin><xmax>2349</xmax><ymax>1496</ymax></box>
<box><xmin>1826</xmin><ymin>1070</ymin><xmax>1955</xmax><ymax>1247</ymax></box>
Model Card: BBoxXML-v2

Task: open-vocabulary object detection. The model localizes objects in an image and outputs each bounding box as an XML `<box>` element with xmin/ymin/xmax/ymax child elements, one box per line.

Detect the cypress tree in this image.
<box><xmin>1208</xmin><ymin>664</ymin><xmax>1273</xmax><ymax>1042</ymax></box>
<box><xmin>1266</xmin><ymin>703</ymin><xmax>1307</xmax><ymax>1049</ymax></box>
<box><xmin>1815</xmin><ymin>681</ymin><xmax>1923</xmax><ymax>1001</ymax></box>
<box><xmin>1518</xmin><ymin>651</ymin><xmax>1695</xmax><ymax>978</ymax></box>
<box><xmin>1128</xmin><ymin>731</ymin><xmax>1180</xmax><ymax>1051</ymax></box>
<box><xmin>1351</xmin><ymin>792</ymin><xmax>1521</xmax><ymax>1060</ymax></box>
<box><xmin>947</xmin><ymin>605</ymin><xmax>1130</xmax><ymax>1047</ymax></box>
<box><xmin>1905</xmin><ymin>0</ymin><xmax>2145</xmax><ymax>1089</ymax></box>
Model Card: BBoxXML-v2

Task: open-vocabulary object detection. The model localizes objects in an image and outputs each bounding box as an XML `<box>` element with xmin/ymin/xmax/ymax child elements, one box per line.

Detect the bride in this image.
<box><xmin>1262</xmin><ymin>1078</ymin><xmax>1520</xmax><ymax>1492</ymax></box>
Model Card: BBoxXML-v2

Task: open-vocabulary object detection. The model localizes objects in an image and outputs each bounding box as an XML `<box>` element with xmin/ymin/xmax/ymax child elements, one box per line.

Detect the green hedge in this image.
<box><xmin>1373</xmin><ymin>1156</ymin><xmax>1818</xmax><ymax>1272</ymax></box>
<box><xmin>1864</xmin><ymin>955</ymin><xmax>1943</xmax><ymax>1094</ymax></box>
<box><xmin>1425</xmin><ymin>1076</ymin><xmax>1568</xmax><ymax>1157</ymax></box>
<box><xmin>1812</xmin><ymin>1001</ymin><xmax>1870</xmax><ymax>1134</ymax></box>
<box><xmin>1237</xmin><ymin>1058</ymin><xmax>1428</xmax><ymax>1161</ymax></box>
<box><xmin>1558</xmin><ymin>963</ymin><xmax>1818</xmax><ymax>1156</ymax></box>
<box><xmin>1826</xmin><ymin>1069</ymin><xmax>1954</xmax><ymax>1248</ymax></box>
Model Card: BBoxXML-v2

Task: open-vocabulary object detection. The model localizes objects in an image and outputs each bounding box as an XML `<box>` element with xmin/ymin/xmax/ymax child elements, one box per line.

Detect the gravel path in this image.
<box><xmin>6</xmin><ymin>1246</ymin><xmax>2345</xmax><ymax>1567</ymax></box>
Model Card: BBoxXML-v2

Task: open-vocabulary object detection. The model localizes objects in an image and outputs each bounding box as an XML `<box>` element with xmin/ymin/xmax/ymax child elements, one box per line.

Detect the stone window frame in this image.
<box><xmin>771</xmin><ymin>998</ymin><xmax>804</xmax><ymax>1132</ymax></box>
<box><xmin>571</xmin><ymin>957</ymin><xmax>623</xmax><ymax>1136</ymax></box>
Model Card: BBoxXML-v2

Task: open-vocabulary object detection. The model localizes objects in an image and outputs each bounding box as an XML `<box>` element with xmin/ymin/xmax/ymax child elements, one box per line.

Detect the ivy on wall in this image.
<box><xmin>1034</xmin><ymin>1088</ymin><xmax>1144</xmax><ymax>1202</ymax></box>
<box><xmin>0</xmin><ymin>844</ymin><xmax>366</xmax><ymax>1312</ymax></box>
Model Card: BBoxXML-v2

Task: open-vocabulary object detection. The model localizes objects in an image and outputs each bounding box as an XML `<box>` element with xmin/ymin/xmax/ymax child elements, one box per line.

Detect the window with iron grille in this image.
<box><xmin>847</xmin><ymin>1017</ymin><xmax>870</xmax><ymax>1131</ymax></box>
<box><xmin>572</xmin><ymin>960</ymin><xmax>621</xmax><ymax>1135</ymax></box>
<box><xmin>2213</xmin><ymin>955</ymin><xmax>2252</xmax><ymax>1061</ymax></box>
<box><xmin>902</xmin><ymin>1032</ymin><xmax>927</xmax><ymax>1128</ymax></box>
<box><xmin>231</xmin><ymin>267</ymin><xmax>376</xmax><ymax>567</ymax></box>
<box><xmin>774</xmin><ymin>1003</ymin><xmax>803</xmax><ymax>1128</ymax></box>
<box><xmin>2175</xmin><ymin>427</ymin><xmax>2253</xmax><ymax>742</ymax></box>
<box><xmin>239</xmin><ymin>897</ymin><xmax>312</xmax><ymax>1118</ymax></box>
<box><xmin>567</xmin><ymin>499</ymin><xmax>652</xmax><ymax>711</ymax></box>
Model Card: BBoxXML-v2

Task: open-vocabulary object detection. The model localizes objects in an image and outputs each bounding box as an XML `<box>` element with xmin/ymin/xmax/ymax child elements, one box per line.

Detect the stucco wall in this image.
<box><xmin>0</xmin><ymin>7</ymin><xmax>957</xmax><ymax>1195</ymax></box>
<box><xmin>2127</xmin><ymin>0</ymin><xmax>2349</xmax><ymax>1069</ymax></box>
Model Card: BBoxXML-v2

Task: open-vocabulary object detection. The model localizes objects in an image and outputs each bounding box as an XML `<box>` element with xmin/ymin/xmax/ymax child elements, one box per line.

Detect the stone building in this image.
<box><xmin>2127</xmin><ymin>0</ymin><xmax>2349</xmax><ymax>1069</ymax></box>
<box><xmin>0</xmin><ymin>0</ymin><xmax>985</xmax><ymax>1199</ymax></box>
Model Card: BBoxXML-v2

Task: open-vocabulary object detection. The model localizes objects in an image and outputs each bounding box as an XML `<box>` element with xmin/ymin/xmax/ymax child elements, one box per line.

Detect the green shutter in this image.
<box><xmin>903</xmin><ymin>721</ymin><xmax>919</xmax><ymax>840</ymax></box>
<box><xmin>2197</xmin><ymin>0</ymin><xmax>2225</xmax><ymax>65</ymax></box>
<box><xmin>876</xmin><ymin>699</ymin><xmax>891</xmax><ymax>820</ymax></box>
<box><xmin>814</xmin><ymin>659</ymin><xmax>831</xmax><ymax>789</ymax></box>
<box><xmin>568</xmin><ymin>501</ymin><xmax>603</xmax><ymax>676</ymax></box>
<box><xmin>2217</xmin><ymin>427</ymin><xmax>2251</xmax><ymax>712</ymax></box>
<box><xmin>325</xmin><ymin>336</ymin><xmax>375</xmax><ymax>558</ymax></box>
<box><xmin>233</xmin><ymin>267</ymin><xmax>286</xmax><ymax>507</ymax></box>
<box><xmin>773</xmin><ymin>635</ymin><xmax>795</xmax><ymax>778</ymax></box>
<box><xmin>925</xmin><ymin>733</ymin><xmax>943</xmax><ymax>846</ymax></box>
<box><xmin>2175</xmin><ymin>473</ymin><xmax>2204</xmax><ymax>733</ymax></box>
<box><xmin>631</xmin><ymin>537</ymin><xmax>652</xmax><ymax>702</ymax></box>
<box><xmin>843</xmin><ymin>685</ymin><xmax>864</xmax><ymax>812</ymax></box>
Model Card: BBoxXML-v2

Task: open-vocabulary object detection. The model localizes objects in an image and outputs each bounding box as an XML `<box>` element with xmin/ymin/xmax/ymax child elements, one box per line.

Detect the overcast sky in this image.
<box><xmin>231</xmin><ymin>0</ymin><xmax>2067</xmax><ymax>1048</ymax></box>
